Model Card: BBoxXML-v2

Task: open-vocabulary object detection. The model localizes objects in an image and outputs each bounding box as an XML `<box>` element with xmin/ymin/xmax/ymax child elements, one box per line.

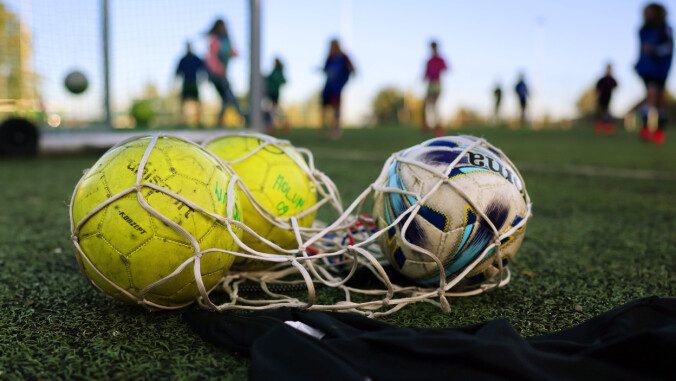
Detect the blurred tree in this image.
<box><xmin>282</xmin><ymin>92</ymin><xmax>321</xmax><ymax>128</ymax></box>
<box><xmin>451</xmin><ymin>106</ymin><xmax>483</xmax><ymax>127</ymax></box>
<box><xmin>372</xmin><ymin>86</ymin><xmax>405</xmax><ymax>125</ymax></box>
<box><xmin>0</xmin><ymin>3</ymin><xmax>38</xmax><ymax>110</ymax></box>
<box><xmin>575</xmin><ymin>86</ymin><xmax>596</xmax><ymax>120</ymax></box>
<box><xmin>399</xmin><ymin>91</ymin><xmax>424</xmax><ymax>126</ymax></box>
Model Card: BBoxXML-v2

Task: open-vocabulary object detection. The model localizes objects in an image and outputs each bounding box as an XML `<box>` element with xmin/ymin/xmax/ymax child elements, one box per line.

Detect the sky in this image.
<box><xmin>5</xmin><ymin>0</ymin><xmax>676</xmax><ymax>124</ymax></box>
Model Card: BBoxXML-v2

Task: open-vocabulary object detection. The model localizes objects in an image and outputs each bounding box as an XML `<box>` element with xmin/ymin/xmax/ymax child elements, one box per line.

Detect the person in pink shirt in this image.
<box><xmin>423</xmin><ymin>40</ymin><xmax>449</xmax><ymax>135</ymax></box>
<box><xmin>205</xmin><ymin>19</ymin><xmax>244</xmax><ymax>127</ymax></box>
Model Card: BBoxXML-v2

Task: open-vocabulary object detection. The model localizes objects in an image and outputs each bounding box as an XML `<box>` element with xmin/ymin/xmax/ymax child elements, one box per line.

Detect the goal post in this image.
<box><xmin>248</xmin><ymin>0</ymin><xmax>263</xmax><ymax>131</ymax></box>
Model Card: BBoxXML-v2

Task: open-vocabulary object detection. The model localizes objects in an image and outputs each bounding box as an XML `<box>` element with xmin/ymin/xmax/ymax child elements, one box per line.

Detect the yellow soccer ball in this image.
<box><xmin>70</xmin><ymin>136</ymin><xmax>242</xmax><ymax>308</ymax></box>
<box><xmin>204</xmin><ymin>134</ymin><xmax>317</xmax><ymax>268</ymax></box>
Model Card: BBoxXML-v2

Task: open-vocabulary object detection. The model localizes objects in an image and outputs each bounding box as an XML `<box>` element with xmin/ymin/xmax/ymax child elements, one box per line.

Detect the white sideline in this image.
<box><xmin>312</xmin><ymin>148</ymin><xmax>676</xmax><ymax>181</ymax></box>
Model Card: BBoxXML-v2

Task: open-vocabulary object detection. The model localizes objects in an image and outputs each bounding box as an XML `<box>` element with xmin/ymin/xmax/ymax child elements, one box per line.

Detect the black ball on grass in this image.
<box><xmin>0</xmin><ymin>117</ymin><xmax>39</xmax><ymax>157</ymax></box>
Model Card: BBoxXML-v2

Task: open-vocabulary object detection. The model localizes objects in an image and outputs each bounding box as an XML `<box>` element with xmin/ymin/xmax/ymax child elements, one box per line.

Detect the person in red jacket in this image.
<box><xmin>423</xmin><ymin>40</ymin><xmax>449</xmax><ymax>135</ymax></box>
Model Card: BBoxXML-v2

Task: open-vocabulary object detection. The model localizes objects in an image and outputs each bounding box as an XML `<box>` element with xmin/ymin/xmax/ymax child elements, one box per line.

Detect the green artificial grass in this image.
<box><xmin>0</xmin><ymin>125</ymin><xmax>674</xmax><ymax>379</ymax></box>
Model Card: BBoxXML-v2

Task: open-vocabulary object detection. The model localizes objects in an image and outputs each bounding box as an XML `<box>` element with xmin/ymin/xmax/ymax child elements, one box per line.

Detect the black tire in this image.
<box><xmin>0</xmin><ymin>117</ymin><xmax>40</xmax><ymax>157</ymax></box>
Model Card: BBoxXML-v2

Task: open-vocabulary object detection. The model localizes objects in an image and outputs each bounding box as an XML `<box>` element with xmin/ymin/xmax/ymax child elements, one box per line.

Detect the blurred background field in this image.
<box><xmin>0</xmin><ymin>125</ymin><xmax>674</xmax><ymax>378</ymax></box>
<box><xmin>1</xmin><ymin>0</ymin><xmax>676</xmax><ymax>132</ymax></box>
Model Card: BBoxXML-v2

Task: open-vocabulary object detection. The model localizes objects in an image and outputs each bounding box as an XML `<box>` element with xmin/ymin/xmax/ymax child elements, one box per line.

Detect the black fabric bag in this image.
<box><xmin>184</xmin><ymin>296</ymin><xmax>675</xmax><ymax>381</ymax></box>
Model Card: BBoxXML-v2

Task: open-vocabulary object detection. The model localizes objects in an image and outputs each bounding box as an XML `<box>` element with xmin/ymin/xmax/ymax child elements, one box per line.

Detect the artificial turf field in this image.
<box><xmin>0</xmin><ymin>125</ymin><xmax>674</xmax><ymax>379</ymax></box>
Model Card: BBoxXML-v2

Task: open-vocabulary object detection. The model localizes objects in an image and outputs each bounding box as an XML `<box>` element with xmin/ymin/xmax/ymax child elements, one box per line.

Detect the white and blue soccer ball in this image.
<box><xmin>372</xmin><ymin>135</ymin><xmax>529</xmax><ymax>286</ymax></box>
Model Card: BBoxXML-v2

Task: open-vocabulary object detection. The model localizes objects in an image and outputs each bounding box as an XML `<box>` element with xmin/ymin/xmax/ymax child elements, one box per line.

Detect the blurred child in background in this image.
<box><xmin>493</xmin><ymin>83</ymin><xmax>503</xmax><ymax>124</ymax></box>
<box><xmin>423</xmin><ymin>40</ymin><xmax>449</xmax><ymax>135</ymax></box>
<box><xmin>175</xmin><ymin>42</ymin><xmax>205</xmax><ymax>126</ymax></box>
<box><xmin>321</xmin><ymin>39</ymin><xmax>355</xmax><ymax>139</ymax></box>
<box><xmin>515</xmin><ymin>73</ymin><xmax>529</xmax><ymax>124</ymax></box>
<box><xmin>635</xmin><ymin>2</ymin><xmax>673</xmax><ymax>144</ymax></box>
<box><xmin>594</xmin><ymin>63</ymin><xmax>618</xmax><ymax>135</ymax></box>
<box><xmin>263</xmin><ymin>57</ymin><xmax>287</xmax><ymax>133</ymax></box>
<box><xmin>206</xmin><ymin>19</ymin><xmax>244</xmax><ymax>127</ymax></box>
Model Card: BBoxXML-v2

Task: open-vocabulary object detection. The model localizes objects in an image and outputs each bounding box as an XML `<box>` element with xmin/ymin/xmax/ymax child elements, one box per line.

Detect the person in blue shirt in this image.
<box><xmin>635</xmin><ymin>3</ymin><xmax>673</xmax><ymax>144</ymax></box>
<box><xmin>321</xmin><ymin>39</ymin><xmax>355</xmax><ymax>139</ymax></box>
<box><xmin>514</xmin><ymin>73</ymin><xmax>529</xmax><ymax>125</ymax></box>
<box><xmin>175</xmin><ymin>42</ymin><xmax>205</xmax><ymax>125</ymax></box>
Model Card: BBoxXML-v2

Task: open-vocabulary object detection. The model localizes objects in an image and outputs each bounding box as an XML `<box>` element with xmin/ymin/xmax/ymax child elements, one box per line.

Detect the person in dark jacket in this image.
<box><xmin>321</xmin><ymin>39</ymin><xmax>355</xmax><ymax>139</ymax></box>
<box><xmin>175</xmin><ymin>42</ymin><xmax>205</xmax><ymax>125</ymax></box>
<box><xmin>635</xmin><ymin>3</ymin><xmax>673</xmax><ymax>144</ymax></box>
<box><xmin>514</xmin><ymin>73</ymin><xmax>529</xmax><ymax>125</ymax></box>
<box><xmin>594</xmin><ymin>63</ymin><xmax>618</xmax><ymax>135</ymax></box>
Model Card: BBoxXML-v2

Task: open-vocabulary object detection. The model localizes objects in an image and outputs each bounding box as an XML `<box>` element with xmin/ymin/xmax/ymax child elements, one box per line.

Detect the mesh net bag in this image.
<box><xmin>70</xmin><ymin>133</ymin><xmax>532</xmax><ymax>316</ymax></box>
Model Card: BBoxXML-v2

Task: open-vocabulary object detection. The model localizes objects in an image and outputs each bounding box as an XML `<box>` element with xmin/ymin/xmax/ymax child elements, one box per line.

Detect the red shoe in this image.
<box><xmin>433</xmin><ymin>126</ymin><xmax>445</xmax><ymax>137</ymax></box>
<box><xmin>639</xmin><ymin>127</ymin><xmax>652</xmax><ymax>141</ymax></box>
<box><xmin>603</xmin><ymin>123</ymin><xmax>617</xmax><ymax>135</ymax></box>
<box><xmin>651</xmin><ymin>129</ymin><xmax>665</xmax><ymax>144</ymax></box>
<box><xmin>594</xmin><ymin>122</ymin><xmax>604</xmax><ymax>135</ymax></box>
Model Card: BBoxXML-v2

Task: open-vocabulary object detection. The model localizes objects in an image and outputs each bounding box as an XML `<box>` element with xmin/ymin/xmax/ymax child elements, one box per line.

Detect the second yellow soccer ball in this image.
<box><xmin>204</xmin><ymin>134</ymin><xmax>317</xmax><ymax>268</ymax></box>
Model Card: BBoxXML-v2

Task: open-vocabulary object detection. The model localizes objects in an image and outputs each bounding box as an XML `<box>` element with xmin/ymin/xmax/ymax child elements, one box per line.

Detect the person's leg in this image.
<box><xmin>180</xmin><ymin>97</ymin><xmax>187</xmax><ymax>124</ymax></box>
<box><xmin>180</xmin><ymin>84</ymin><xmax>189</xmax><ymax>125</ymax></box>
<box><xmin>653</xmin><ymin>82</ymin><xmax>668</xmax><ymax>143</ymax></box>
<box><xmin>320</xmin><ymin>106</ymin><xmax>327</xmax><ymax>131</ymax></box>
<box><xmin>594</xmin><ymin>103</ymin><xmax>604</xmax><ymax>135</ymax></box>
<box><xmin>656</xmin><ymin>81</ymin><xmax>667</xmax><ymax>128</ymax></box>
<box><xmin>330</xmin><ymin>95</ymin><xmax>342</xmax><ymax>139</ymax></box>
<box><xmin>217</xmin><ymin>101</ymin><xmax>227</xmax><ymax>127</ymax></box>
<box><xmin>422</xmin><ymin>95</ymin><xmax>431</xmax><ymax>132</ymax></box>
<box><xmin>494</xmin><ymin>99</ymin><xmax>500</xmax><ymax>123</ymax></box>
<box><xmin>425</xmin><ymin>92</ymin><xmax>440</xmax><ymax>131</ymax></box>
<box><xmin>262</xmin><ymin>98</ymin><xmax>274</xmax><ymax>133</ymax></box>
<box><xmin>221</xmin><ymin>76</ymin><xmax>244</xmax><ymax>118</ymax></box>
<box><xmin>601</xmin><ymin>102</ymin><xmax>616</xmax><ymax>134</ymax></box>
<box><xmin>195</xmin><ymin>97</ymin><xmax>203</xmax><ymax>127</ymax></box>
<box><xmin>193</xmin><ymin>85</ymin><xmax>202</xmax><ymax>127</ymax></box>
<box><xmin>429</xmin><ymin>93</ymin><xmax>444</xmax><ymax>136</ymax></box>
<box><xmin>269</xmin><ymin>98</ymin><xmax>279</xmax><ymax>126</ymax></box>
<box><xmin>209</xmin><ymin>74</ymin><xmax>227</xmax><ymax>127</ymax></box>
<box><xmin>430</xmin><ymin>93</ymin><xmax>440</xmax><ymax>127</ymax></box>
<box><xmin>276</xmin><ymin>101</ymin><xmax>290</xmax><ymax>133</ymax></box>
<box><xmin>320</xmin><ymin>90</ymin><xmax>330</xmax><ymax>134</ymax></box>
<box><xmin>639</xmin><ymin>78</ymin><xmax>659</xmax><ymax>140</ymax></box>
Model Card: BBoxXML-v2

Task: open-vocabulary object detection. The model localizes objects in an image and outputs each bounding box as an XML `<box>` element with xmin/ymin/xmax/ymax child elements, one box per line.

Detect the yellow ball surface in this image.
<box><xmin>70</xmin><ymin>136</ymin><xmax>242</xmax><ymax>307</ymax></box>
<box><xmin>204</xmin><ymin>134</ymin><xmax>317</xmax><ymax>266</ymax></box>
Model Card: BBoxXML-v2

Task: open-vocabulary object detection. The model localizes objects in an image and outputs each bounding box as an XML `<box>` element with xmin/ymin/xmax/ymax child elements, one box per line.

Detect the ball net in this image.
<box><xmin>70</xmin><ymin>133</ymin><xmax>532</xmax><ymax>316</ymax></box>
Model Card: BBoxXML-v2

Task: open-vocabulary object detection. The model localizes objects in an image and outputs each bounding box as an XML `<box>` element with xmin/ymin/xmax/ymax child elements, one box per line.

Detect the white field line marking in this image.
<box><xmin>313</xmin><ymin>148</ymin><xmax>676</xmax><ymax>181</ymax></box>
